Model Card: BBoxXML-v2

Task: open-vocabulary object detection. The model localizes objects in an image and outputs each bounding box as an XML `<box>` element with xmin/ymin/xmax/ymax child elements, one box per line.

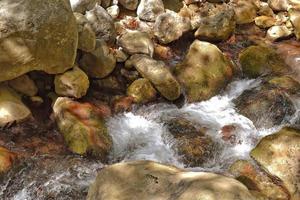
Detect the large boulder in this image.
<box><xmin>229</xmin><ymin>160</ymin><xmax>289</xmax><ymax>200</ymax></box>
<box><xmin>137</xmin><ymin>0</ymin><xmax>165</xmax><ymax>22</ymax></box>
<box><xmin>175</xmin><ymin>40</ymin><xmax>234</xmax><ymax>102</ymax></box>
<box><xmin>87</xmin><ymin>160</ymin><xmax>255</xmax><ymax>200</ymax></box>
<box><xmin>234</xmin><ymin>76</ymin><xmax>298</xmax><ymax>128</ymax></box>
<box><xmin>53</xmin><ymin>97</ymin><xmax>112</xmax><ymax>160</ymax></box>
<box><xmin>238</xmin><ymin>45</ymin><xmax>288</xmax><ymax>78</ymax></box>
<box><xmin>85</xmin><ymin>4</ymin><xmax>116</xmax><ymax>43</ymax></box>
<box><xmin>54</xmin><ymin>66</ymin><xmax>90</xmax><ymax>98</ymax></box>
<box><xmin>154</xmin><ymin>10</ymin><xmax>191</xmax><ymax>44</ymax></box>
<box><xmin>194</xmin><ymin>5</ymin><xmax>236</xmax><ymax>41</ymax></box>
<box><xmin>127</xmin><ymin>78</ymin><xmax>157</xmax><ymax>104</ymax></box>
<box><xmin>79</xmin><ymin>39</ymin><xmax>116</xmax><ymax>78</ymax></box>
<box><xmin>117</xmin><ymin>30</ymin><xmax>154</xmax><ymax>56</ymax></box>
<box><xmin>250</xmin><ymin>127</ymin><xmax>300</xmax><ymax>200</ymax></box>
<box><xmin>0</xmin><ymin>0</ymin><xmax>78</xmax><ymax>82</ymax></box>
<box><xmin>0</xmin><ymin>85</ymin><xmax>31</xmax><ymax>127</ymax></box>
<box><xmin>126</xmin><ymin>54</ymin><xmax>181</xmax><ymax>101</ymax></box>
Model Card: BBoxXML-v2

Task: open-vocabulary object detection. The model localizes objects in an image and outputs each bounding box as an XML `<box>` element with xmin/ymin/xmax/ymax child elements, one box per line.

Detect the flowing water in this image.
<box><xmin>1</xmin><ymin>79</ymin><xmax>299</xmax><ymax>200</ymax></box>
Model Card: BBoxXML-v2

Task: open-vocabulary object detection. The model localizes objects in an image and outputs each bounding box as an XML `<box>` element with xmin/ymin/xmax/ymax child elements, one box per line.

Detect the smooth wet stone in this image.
<box><xmin>238</xmin><ymin>45</ymin><xmax>288</xmax><ymax>78</ymax></box>
<box><xmin>289</xmin><ymin>9</ymin><xmax>300</xmax><ymax>40</ymax></box>
<box><xmin>0</xmin><ymin>85</ymin><xmax>31</xmax><ymax>127</ymax></box>
<box><xmin>117</xmin><ymin>30</ymin><xmax>154</xmax><ymax>56</ymax></box>
<box><xmin>268</xmin><ymin>0</ymin><xmax>289</xmax><ymax>11</ymax></box>
<box><xmin>154</xmin><ymin>10</ymin><xmax>191</xmax><ymax>44</ymax></box>
<box><xmin>235</xmin><ymin>79</ymin><xmax>296</xmax><ymax>128</ymax></box>
<box><xmin>268</xmin><ymin>75</ymin><xmax>300</xmax><ymax>94</ymax></box>
<box><xmin>175</xmin><ymin>40</ymin><xmax>234</xmax><ymax>102</ymax></box>
<box><xmin>53</xmin><ymin>97</ymin><xmax>112</xmax><ymax>159</ymax></box>
<box><xmin>231</xmin><ymin>0</ymin><xmax>258</xmax><ymax>24</ymax></box>
<box><xmin>127</xmin><ymin>78</ymin><xmax>157</xmax><ymax>104</ymax></box>
<box><xmin>8</xmin><ymin>74</ymin><xmax>38</xmax><ymax>97</ymax></box>
<box><xmin>0</xmin><ymin>0</ymin><xmax>77</xmax><ymax>82</ymax></box>
<box><xmin>137</xmin><ymin>0</ymin><xmax>165</xmax><ymax>22</ymax></box>
<box><xmin>258</xmin><ymin>2</ymin><xmax>275</xmax><ymax>16</ymax></box>
<box><xmin>54</xmin><ymin>66</ymin><xmax>89</xmax><ymax>99</ymax></box>
<box><xmin>74</xmin><ymin>13</ymin><xmax>96</xmax><ymax>52</ymax></box>
<box><xmin>85</xmin><ymin>4</ymin><xmax>116</xmax><ymax>43</ymax></box>
<box><xmin>79</xmin><ymin>39</ymin><xmax>116</xmax><ymax>78</ymax></box>
<box><xmin>106</xmin><ymin>5</ymin><xmax>120</xmax><ymax>19</ymax></box>
<box><xmin>229</xmin><ymin>160</ymin><xmax>289</xmax><ymax>200</ymax></box>
<box><xmin>70</xmin><ymin>0</ymin><xmax>102</xmax><ymax>13</ymax></box>
<box><xmin>251</xmin><ymin>127</ymin><xmax>300</xmax><ymax>200</ymax></box>
<box><xmin>266</xmin><ymin>25</ymin><xmax>293</xmax><ymax>41</ymax></box>
<box><xmin>166</xmin><ymin>118</ymin><xmax>214</xmax><ymax>167</ymax></box>
<box><xmin>118</xmin><ymin>0</ymin><xmax>139</xmax><ymax>10</ymax></box>
<box><xmin>254</xmin><ymin>16</ymin><xmax>276</xmax><ymax>28</ymax></box>
<box><xmin>0</xmin><ymin>146</ymin><xmax>16</xmax><ymax>174</ymax></box>
<box><xmin>87</xmin><ymin>160</ymin><xmax>255</xmax><ymax>200</ymax></box>
<box><xmin>126</xmin><ymin>54</ymin><xmax>181</xmax><ymax>101</ymax></box>
<box><xmin>194</xmin><ymin>5</ymin><xmax>235</xmax><ymax>41</ymax></box>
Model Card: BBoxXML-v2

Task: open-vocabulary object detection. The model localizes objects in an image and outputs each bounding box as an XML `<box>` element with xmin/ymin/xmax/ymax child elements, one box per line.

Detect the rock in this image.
<box><xmin>113</xmin><ymin>48</ymin><xmax>129</xmax><ymax>62</ymax></box>
<box><xmin>154</xmin><ymin>10</ymin><xmax>191</xmax><ymax>44</ymax></box>
<box><xmin>166</xmin><ymin>118</ymin><xmax>214</xmax><ymax>167</ymax></box>
<box><xmin>54</xmin><ymin>66</ymin><xmax>90</xmax><ymax>98</ymax></box>
<box><xmin>101</xmin><ymin>0</ymin><xmax>111</xmax><ymax>8</ymax></box>
<box><xmin>87</xmin><ymin>160</ymin><xmax>255</xmax><ymax>200</ymax></box>
<box><xmin>127</xmin><ymin>78</ymin><xmax>157</xmax><ymax>104</ymax></box>
<box><xmin>231</xmin><ymin>0</ymin><xmax>258</xmax><ymax>24</ymax></box>
<box><xmin>0</xmin><ymin>0</ymin><xmax>78</xmax><ymax>82</ymax></box>
<box><xmin>266</xmin><ymin>25</ymin><xmax>293</xmax><ymax>41</ymax></box>
<box><xmin>106</xmin><ymin>5</ymin><xmax>119</xmax><ymax>19</ymax></box>
<box><xmin>250</xmin><ymin>127</ymin><xmax>300</xmax><ymax>200</ymax></box>
<box><xmin>194</xmin><ymin>6</ymin><xmax>235</xmax><ymax>41</ymax></box>
<box><xmin>74</xmin><ymin>13</ymin><xmax>96</xmax><ymax>52</ymax></box>
<box><xmin>175</xmin><ymin>40</ymin><xmax>233</xmax><ymax>102</ymax></box>
<box><xmin>53</xmin><ymin>97</ymin><xmax>112</xmax><ymax>159</ymax></box>
<box><xmin>79</xmin><ymin>39</ymin><xmax>116</xmax><ymax>78</ymax></box>
<box><xmin>289</xmin><ymin>9</ymin><xmax>300</xmax><ymax>40</ymax></box>
<box><xmin>70</xmin><ymin>0</ymin><xmax>102</xmax><ymax>13</ymax></box>
<box><xmin>85</xmin><ymin>4</ymin><xmax>116</xmax><ymax>43</ymax></box>
<box><xmin>254</xmin><ymin>16</ymin><xmax>276</xmax><ymax>29</ymax></box>
<box><xmin>268</xmin><ymin>0</ymin><xmax>289</xmax><ymax>11</ymax></box>
<box><xmin>117</xmin><ymin>30</ymin><xmax>154</xmax><ymax>56</ymax></box>
<box><xmin>8</xmin><ymin>75</ymin><xmax>38</xmax><ymax>97</ymax></box>
<box><xmin>0</xmin><ymin>147</ymin><xmax>16</xmax><ymax>174</ymax></box>
<box><xmin>126</xmin><ymin>54</ymin><xmax>181</xmax><ymax>101</ymax></box>
<box><xmin>234</xmin><ymin>79</ymin><xmax>296</xmax><ymax>128</ymax></box>
<box><xmin>258</xmin><ymin>2</ymin><xmax>275</xmax><ymax>17</ymax></box>
<box><xmin>118</xmin><ymin>0</ymin><xmax>139</xmax><ymax>10</ymax></box>
<box><xmin>238</xmin><ymin>45</ymin><xmax>288</xmax><ymax>78</ymax></box>
<box><xmin>267</xmin><ymin>75</ymin><xmax>300</xmax><ymax>94</ymax></box>
<box><xmin>137</xmin><ymin>0</ymin><xmax>165</xmax><ymax>22</ymax></box>
<box><xmin>0</xmin><ymin>85</ymin><xmax>31</xmax><ymax>127</ymax></box>
<box><xmin>112</xmin><ymin>96</ymin><xmax>134</xmax><ymax>113</ymax></box>
<box><xmin>95</xmin><ymin>75</ymin><xmax>124</xmax><ymax>91</ymax></box>
<box><xmin>229</xmin><ymin>160</ymin><xmax>289</xmax><ymax>200</ymax></box>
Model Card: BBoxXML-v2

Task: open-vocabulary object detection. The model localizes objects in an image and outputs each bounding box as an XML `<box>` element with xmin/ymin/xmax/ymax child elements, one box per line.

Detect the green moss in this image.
<box><xmin>239</xmin><ymin>45</ymin><xmax>287</xmax><ymax>78</ymax></box>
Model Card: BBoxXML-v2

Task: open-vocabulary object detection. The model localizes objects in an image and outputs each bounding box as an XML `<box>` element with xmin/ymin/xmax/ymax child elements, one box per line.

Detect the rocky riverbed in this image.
<box><xmin>0</xmin><ymin>0</ymin><xmax>300</xmax><ymax>200</ymax></box>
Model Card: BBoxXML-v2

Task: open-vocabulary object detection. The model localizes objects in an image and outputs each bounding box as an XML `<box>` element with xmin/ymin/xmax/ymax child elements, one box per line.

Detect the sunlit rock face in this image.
<box><xmin>87</xmin><ymin>160</ymin><xmax>255</xmax><ymax>200</ymax></box>
<box><xmin>0</xmin><ymin>85</ymin><xmax>31</xmax><ymax>127</ymax></box>
<box><xmin>0</xmin><ymin>0</ymin><xmax>78</xmax><ymax>82</ymax></box>
<box><xmin>251</xmin><ymin>127</ymin><xmax>300</xmax><ymax>200</ymax></box>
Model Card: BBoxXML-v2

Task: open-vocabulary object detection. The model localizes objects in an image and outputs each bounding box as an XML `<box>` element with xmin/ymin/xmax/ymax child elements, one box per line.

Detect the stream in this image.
<box><xmin>1</xmin><ymin>78</ymin><xmax>299</xmax><ymax>200</ymax></box>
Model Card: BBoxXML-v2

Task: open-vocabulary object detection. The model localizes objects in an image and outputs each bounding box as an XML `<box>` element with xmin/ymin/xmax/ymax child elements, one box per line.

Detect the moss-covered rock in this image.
<box><xmin>165</xmin><ymin>118</ymin><xmax>214</xmax><ymax>167</ymax></box>
<box><xmin>0</xmin><ymin>85</ymin><xmax>31</xmax><ymax>127</ymax></box>
<box><xmin>87</xmin><ymin>160</ymin><xmax>255</xmax><ymax>200</ymax></box>
<box><xmin>127</xmin><ymin>78</ymin><xmax>157</xmax><ymax>104</ymax></box>
<box><xmin>250</xmin><ymin>127</ymin><xmax>300</xmax><ymax>200</ymax></box>
<box><xmin>53</xmin><ymin>97</ymin><xmax>112</xmax><ymax>160</ymax></box>
<box><xmin>239</xmin><ymin>45</ymin><xmax>288</xmax><ymax>78</ymax></box>
<box><xmin>229</xmin><ymin>160</ymin><xmax>289</xmax><ymax>200</ymax></box>
<box><xmin>79</xmin><ymin>39</ymin><xmax>116</xmax><ymax>78</ymax></box>
<box><xmin>126</xmin><ymin>54</ymin><xmax>181</xmax><ymax>101</ymax></box>
<box><xmin>0</xmin><ymin>147</ymin><xmax>16</xmax><ymax>174</ymax></box>
<box><xmin>54</xmin><ymin>66</ymin><xmax>90</xmax><ymax>98</ymax></box>
<box><xmin>0</xmin><ymin>0</ymin><xmax>78</xmax><ymax>82</ymax></box>
<box><xmin>231</xmin><ymin>0</ymin><xmax>258</xmax><ymax>24</ymax></box>
<box><xmin>175</xmin><ymin>40</ymin><xmax>234</xmax><ymax>102</ymax></box>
